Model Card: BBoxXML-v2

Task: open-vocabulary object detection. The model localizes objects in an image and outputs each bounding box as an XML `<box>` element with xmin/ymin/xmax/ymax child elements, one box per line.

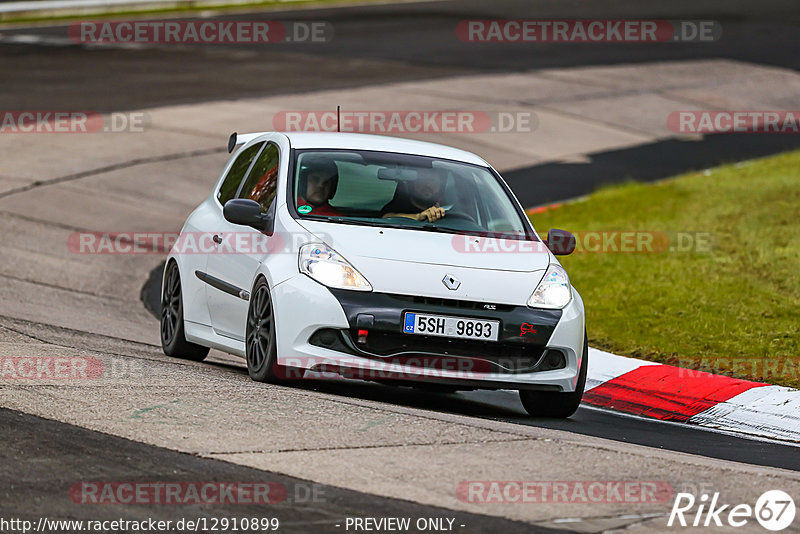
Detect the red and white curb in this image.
<box><xmin>585</xmin><ymin>348</ymin><xmax>800</xmax><ymax>444</ymax></box>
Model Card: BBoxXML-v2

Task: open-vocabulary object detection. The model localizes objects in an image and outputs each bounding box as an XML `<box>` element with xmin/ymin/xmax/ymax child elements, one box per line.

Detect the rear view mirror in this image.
<box><xmin>544</xmin><ymin>229</ymin><xmax>576</xmax><ymax>255</ymax></box>
<box><xmin>377</xmin><ymin>168</ymin><xmax>419</xmax><ymax>181</ymax></box>
<box><xmin>223</xmin><ymin>199</ymin><xmax>270</xmax><ymax>230</ymax></box>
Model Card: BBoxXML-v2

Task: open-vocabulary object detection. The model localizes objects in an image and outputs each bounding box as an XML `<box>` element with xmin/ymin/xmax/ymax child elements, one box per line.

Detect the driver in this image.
<box><xmin>381</xmin><ymin>168</ymin><xmax>446</xmax><ymax>222</ymax></box>
<box><xmin>296</xmin><ymin>159</ymin><xmax>344</xmax><ymax>216</ymax></box>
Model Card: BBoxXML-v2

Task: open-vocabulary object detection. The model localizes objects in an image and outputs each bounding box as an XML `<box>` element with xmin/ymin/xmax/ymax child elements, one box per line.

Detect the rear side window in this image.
<box><xmin>217</xmin><ymin>142</ymin><xmax>264</xmax><ymax>205</ymax></box>
<box><xmin>237</xmin><ymin>143</ymin><xmax>280</xmax><ymax>210</ymax></box>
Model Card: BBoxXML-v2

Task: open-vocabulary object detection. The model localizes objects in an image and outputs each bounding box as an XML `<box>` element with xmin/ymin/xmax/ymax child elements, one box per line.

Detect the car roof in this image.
<box><xmin>279</xmin><ymin>132</ymin><xmax>489</xmax><ymax>166</ymax></box>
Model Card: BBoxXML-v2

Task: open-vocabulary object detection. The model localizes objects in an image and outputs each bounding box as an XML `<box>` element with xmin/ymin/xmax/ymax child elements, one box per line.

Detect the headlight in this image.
<box><xmin>527</xmin><ymin>264</ymin><xmax>572</xmax><ymax>309</ymax></box>
<box><xmin>299</xmin><ymin>244</ymin><xmax>372</xmax><ymax>291</ymax></box>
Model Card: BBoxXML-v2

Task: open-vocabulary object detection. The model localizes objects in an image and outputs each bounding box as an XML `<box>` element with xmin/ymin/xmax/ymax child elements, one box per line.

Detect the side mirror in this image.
<box><xmin>223</xmin><ymin>199</ymin><xmax>269</xmax><ymax>229</ymax></box>
<box><xmin>544</xmin><ymin>229</ymin><xmax>576</xmax><ymax>256</ymax></box>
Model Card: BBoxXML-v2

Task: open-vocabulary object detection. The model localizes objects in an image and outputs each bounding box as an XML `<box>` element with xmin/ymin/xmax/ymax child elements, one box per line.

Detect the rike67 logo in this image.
<box><xmin>668</xmin><ymin>490</ymin><xmax>795</xmax><ymax>531</ymax></box>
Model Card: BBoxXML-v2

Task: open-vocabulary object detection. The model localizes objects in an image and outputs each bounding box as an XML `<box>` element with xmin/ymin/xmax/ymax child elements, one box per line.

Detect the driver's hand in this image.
<box><xmin>417</xmin><ymin>206</ymin><xmax>445</xmax><ymax>222</ymax></box>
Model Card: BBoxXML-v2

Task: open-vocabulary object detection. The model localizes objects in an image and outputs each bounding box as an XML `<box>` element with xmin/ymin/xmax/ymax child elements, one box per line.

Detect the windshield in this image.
<box><xmin>291</xmin><ymin>149</ymin><xmax>533</xmax><ymax>239</ymax></box>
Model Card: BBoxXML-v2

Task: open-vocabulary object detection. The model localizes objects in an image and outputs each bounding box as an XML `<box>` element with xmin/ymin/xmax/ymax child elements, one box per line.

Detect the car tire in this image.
<box><xmin>245</xmin><ymin>277</ymin><xmax>294</xmax><ymax>382</ymax></box>
<box><xmin>519</xmin><ymin>330</ymin><xmax>588</xmax><ymax>419</ymax></box>
<box><xmin>160</xmin><ymin>261</ymin><xmax>210</xmax><ymax>361</ymax></box>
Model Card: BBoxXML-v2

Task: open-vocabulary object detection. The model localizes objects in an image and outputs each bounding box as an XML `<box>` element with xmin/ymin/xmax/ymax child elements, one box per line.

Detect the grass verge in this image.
<box><xmin>531</xmin><ymin>149</ymin><xmax>800</xmax><ymax>388</ymax></box>
<box><xmin>0</xmin><ymin>0</ymin><xmax>390</xmax><ymax>25</ymax></box>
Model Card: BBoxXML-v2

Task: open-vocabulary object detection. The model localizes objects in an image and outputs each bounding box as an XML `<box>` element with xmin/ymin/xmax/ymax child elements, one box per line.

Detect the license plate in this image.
<box><xmin>403</xmin><ymin>312</ymin><xmax>500</xmax><ymax>342</ymax></box>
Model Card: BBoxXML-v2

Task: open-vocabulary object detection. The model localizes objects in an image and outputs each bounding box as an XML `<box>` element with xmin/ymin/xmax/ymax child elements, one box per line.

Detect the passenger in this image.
<box><xmin>381</xmin><ymin>168</ymin><xmax>447</xmax><ymax>222</ymax></box>
<box><xmin>296</xmin><ymin>160</ymin><xmax>344</xmax><ymax>216</ymax></box>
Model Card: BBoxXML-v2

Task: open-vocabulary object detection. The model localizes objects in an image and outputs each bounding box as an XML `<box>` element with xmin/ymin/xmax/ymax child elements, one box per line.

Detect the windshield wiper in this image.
<box><xmin>305</xmin><ymin>216</ymin><xmax>475</xmax><ymax>236</ymax></box>
<box><xmin>307</xmin><ymin>216</ymin><xmax>418</xmax><ymax>231</ymax></box>
<box><xmin>418</xmin><ymin>223</ymin><xmax>451</xmax><ymax>233</ymax></box>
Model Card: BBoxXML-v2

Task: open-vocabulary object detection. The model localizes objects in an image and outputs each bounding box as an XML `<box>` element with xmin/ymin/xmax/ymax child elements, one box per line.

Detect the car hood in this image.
<box><xmin>294</xmin><ymin>220</ymin><xmax>551</xmax><ymax>304</ymax></box>
<box><xmin>296</xmin><ymin>220</ymin><xmax>550</xmax><ymax>272</ymax></box>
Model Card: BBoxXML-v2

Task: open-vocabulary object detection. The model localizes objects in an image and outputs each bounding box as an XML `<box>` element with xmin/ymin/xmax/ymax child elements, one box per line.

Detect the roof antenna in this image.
<box><xmin>337</xmin><ymin>105</ymin><xmax>341</xmax><ymax>133</ymax></box>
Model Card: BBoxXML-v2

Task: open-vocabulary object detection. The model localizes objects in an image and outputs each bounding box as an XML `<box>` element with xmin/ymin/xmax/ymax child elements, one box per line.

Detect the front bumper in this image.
<box><xmin>270</xmin><ymin>274</ymin><xmax>585</xmax><ymax>391</ymax></box>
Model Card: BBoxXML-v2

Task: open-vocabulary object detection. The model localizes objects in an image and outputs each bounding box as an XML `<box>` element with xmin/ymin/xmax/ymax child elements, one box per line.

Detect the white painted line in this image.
<box><xmin>586</xmin><ymin>346</ymin><xmax>800</xmax><ymax>444</ymax></box>
<box><xmin>0</xmin><ymin>33</ymin><xmax>146</xmax><ymax>48</ymax></box>
<box><xmin>581</xmin><ymin>404</ymin><xmax>800</xmax><ymax>448</ymax></box>
<box><xmin>690</xmin><ymin>385</ymin><xmax>800</xmax><ymax>443</ymax></box>
<box><xmin>585</xmin><ymin>346</ymin><xmax>658</xmax><ymax>391</ymax></box>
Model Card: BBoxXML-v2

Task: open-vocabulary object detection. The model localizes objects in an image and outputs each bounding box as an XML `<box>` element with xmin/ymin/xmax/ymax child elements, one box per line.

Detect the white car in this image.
<box><xmin>161</xmin><ymin>132</ymin><xmax>586</xmax><ymax>418</ymax></box>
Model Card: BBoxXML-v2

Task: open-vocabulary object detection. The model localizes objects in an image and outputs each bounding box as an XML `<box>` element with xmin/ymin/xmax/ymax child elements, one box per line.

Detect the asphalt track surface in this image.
<box><xmin>2</xmin><ymin>0</ymin><xmax>800</xmax><ymax>531</ymax></box>
<box><xmin>0</xmin><ymin>408</ymin><xmax>563</xmax><ymax>533</ymax></box>
<box><xmin>2</xmin><ymin>0</ymin><xmax>800</xmax><ymax>110</ymax></box>
<box><xmin>2</xmin><ymin>0</ymin><xmax>800</xmax><ymax>203</ymax></box>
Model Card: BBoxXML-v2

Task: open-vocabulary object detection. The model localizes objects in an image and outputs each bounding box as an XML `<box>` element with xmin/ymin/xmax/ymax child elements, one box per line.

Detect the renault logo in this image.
<box><xmin>442</xmin><ymin>274</ymin><xmax>461</xmax><ymax>290</ymax></box>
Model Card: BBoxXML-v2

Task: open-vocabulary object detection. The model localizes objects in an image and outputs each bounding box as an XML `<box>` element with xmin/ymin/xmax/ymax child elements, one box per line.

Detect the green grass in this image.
<box><xmin>531</xmin><ymin>150</ymin><xmax>800</xmax><ymax>388</ymax></box>
<box><xmin>0</xmin><ymin>0</ymin><xmax>383</xmax><ymax>25</ymax></box>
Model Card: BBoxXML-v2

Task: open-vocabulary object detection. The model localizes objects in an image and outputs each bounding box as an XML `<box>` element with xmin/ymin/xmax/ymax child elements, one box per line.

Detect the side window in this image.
<box><xmin>216</xmin><ymin>142</ymin><xmax>264</xmax><ymax>206</ymax></box>
<box><xmin>237</xmin><ymin>143</ymin><xmax>280</xmax><ymax>211</ymax></box>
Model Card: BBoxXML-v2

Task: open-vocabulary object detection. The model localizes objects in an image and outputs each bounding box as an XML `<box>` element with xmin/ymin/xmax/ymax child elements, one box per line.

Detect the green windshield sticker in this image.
<box><xmin>298</xmin><ymin>205</ymin><xmax>313</xmax><ymax>214</ymax></box>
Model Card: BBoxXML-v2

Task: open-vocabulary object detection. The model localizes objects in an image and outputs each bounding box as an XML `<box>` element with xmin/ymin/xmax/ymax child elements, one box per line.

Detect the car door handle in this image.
<box><xmin>213</xmin><ymin>234</ymin><xmax>223</xmax><ymax>244</ymax></box>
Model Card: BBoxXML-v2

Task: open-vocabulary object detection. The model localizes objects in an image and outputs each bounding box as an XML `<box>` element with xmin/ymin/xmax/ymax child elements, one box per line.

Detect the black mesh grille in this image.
<box><xmin>362</xmin><ymin>330</ymin><xmax>541</xmax><ymax>360</ymax></box>
<box><xmin>391</xmin><ymin>294</ymin><xmax>514</xmax><ymax>312</ymax></box>
<box><xmin>308</xmin><ymin>328</ymin><xmax>565</xmax><ymax>374</ymax></box>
